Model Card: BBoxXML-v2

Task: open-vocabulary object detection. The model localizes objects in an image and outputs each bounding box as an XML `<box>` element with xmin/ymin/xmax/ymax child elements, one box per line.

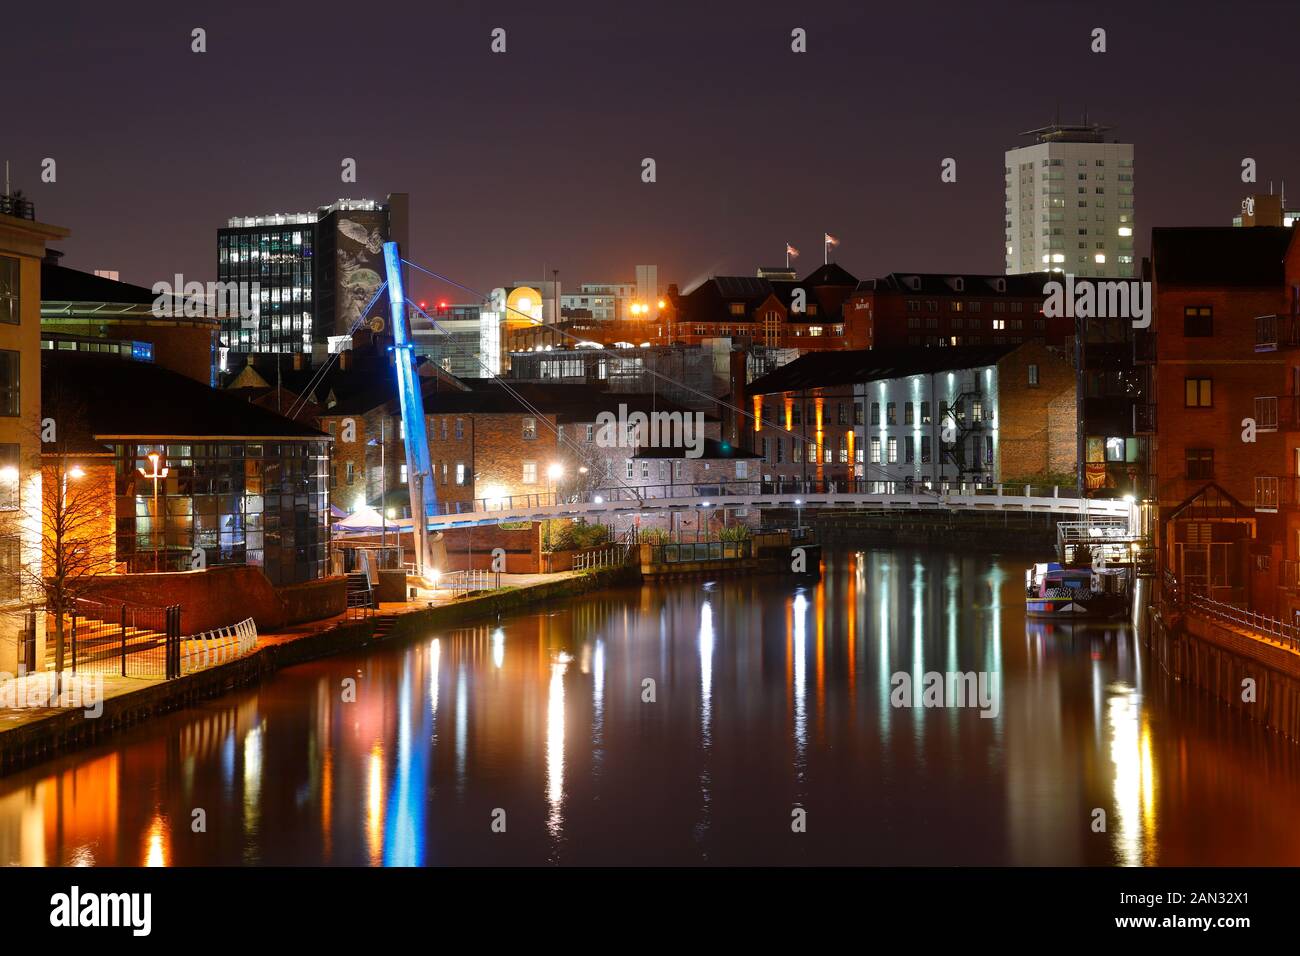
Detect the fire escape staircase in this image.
<box><xmin>940</xmin><ymin>385</ymin><xmax>988</xmax><ymax>475</ymax></box>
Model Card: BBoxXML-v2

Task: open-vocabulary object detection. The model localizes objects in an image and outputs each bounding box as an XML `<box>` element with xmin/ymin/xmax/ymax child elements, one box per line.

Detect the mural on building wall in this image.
<box><xmin>335</xmin><ymin>215</ymin><xmax>386</xmax><ymax>333</ymax></box>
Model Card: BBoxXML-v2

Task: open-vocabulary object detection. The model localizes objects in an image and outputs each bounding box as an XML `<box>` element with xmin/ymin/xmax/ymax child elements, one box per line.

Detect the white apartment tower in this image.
<box><xmin>1004</xmin><ymin>122</ymin><xmax>1135</xmax><ymax>278</ymax></box>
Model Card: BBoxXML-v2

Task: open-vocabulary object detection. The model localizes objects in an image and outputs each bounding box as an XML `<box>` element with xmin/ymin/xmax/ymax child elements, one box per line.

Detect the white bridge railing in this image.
<box><xmin>179</xmin><ymin>617</ymin><xmax>259</xmax><ymax>676</ymax></box>
<box><xmin>421</xmin><ymin>481</ymin><xmax>1129</xmax><ymax>530</ymax></box>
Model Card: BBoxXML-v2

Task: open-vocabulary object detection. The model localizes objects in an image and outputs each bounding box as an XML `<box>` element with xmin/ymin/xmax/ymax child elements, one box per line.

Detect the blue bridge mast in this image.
<box><xmin>382</xmin><ymin>241</ymin><xmax>439</xmax><ymax>576</ymax></box>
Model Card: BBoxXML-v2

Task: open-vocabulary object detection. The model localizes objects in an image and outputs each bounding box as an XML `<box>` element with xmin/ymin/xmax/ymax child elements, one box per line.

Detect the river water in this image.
<box><xmin>2</xmin><ymin>547</ymin><xmax>1298</xmax><ymax>866</ymax></box>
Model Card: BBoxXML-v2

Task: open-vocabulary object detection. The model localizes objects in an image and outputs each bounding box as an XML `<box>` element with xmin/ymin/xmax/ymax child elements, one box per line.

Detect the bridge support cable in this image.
<box><xmin>282</xmin><ymin>281</ymin><xmax>389</xmax><ymax>422</ymax></box>
<box><xmin>403</xmin><ymin>298</ymin><xmax>648</xmax><ymax>507</ymax></box>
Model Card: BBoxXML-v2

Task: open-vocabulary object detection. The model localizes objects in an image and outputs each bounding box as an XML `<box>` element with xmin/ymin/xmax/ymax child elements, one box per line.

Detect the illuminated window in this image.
<box><xmin>1184</xmin><ymin>378</ymin><xmax>1212</xmax><ymax>407</ymax></box>
<box><xmin>0</xmin><ymin>444</ymin><xmax>17</xmax><ymax>509</ymax></box>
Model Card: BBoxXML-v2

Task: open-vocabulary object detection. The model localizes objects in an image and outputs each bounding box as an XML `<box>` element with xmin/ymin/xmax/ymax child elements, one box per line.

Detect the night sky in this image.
<box><xmin>5</xmin><ymin>0</ymin><xmax>1297</xmax><ymax>302</ymax></box>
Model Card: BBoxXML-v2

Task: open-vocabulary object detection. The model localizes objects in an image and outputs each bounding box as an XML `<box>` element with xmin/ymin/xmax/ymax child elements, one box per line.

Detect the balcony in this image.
<box><xmin>1253</xmin><ymin>475</ymin><xmax>1300</xmax><ymax>512</ymax></box>
<box><xmin>1252</xmin><ymin>395</ymin><xmax>1300</xmax><ymax>432</ymax></box>
<box><xmin>1256</xmin><ymin>314</ymin><xmax>1300</xmax><ymax>351</ymax></box>
<box><xmin>0</xmin><ymin>194</ymin><xmax>35</xmax><ymax>221</ymax></box>
<box><xmin>1132</xmin><ymin>403</ymin><xmax>1156</xmax><ymax>434</ymax></box>
<box><xmin>1132</xmin><ymin>327</ymin><xmax>1156</xmax><ymax>364</ymax></box>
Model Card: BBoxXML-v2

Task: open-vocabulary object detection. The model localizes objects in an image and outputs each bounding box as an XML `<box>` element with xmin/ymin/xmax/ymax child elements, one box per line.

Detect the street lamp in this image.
<box><xmin>795</xmin><ymin>498</ymin><xmax>803</xmax><ymax>533</ymax></box>
<box><xmin>61</xmin><ymin>465</ymin><xmax>85</xmax><ymax>505</ymax></box>
<box><xmin>138</xmin><ymin>452</ymin><xmax>169</xmax><ymax>572</ymax></box>
<box><xmin>547</xmin><ymin>462</ymin><xmax>563</xmax><ymax>504</ymax></box>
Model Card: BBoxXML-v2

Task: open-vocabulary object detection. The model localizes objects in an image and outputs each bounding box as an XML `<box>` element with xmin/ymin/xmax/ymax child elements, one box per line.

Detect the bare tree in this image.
<box><xmin>14</xmin><ymin>391</ymin><xmax>118</xmax><ymax>679</ymax></box>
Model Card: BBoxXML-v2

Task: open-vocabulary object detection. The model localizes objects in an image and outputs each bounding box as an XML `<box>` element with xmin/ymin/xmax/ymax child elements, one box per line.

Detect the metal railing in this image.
<box><xmin>573</xmin><ymin>527</ymin><xmax>639</xmax><ymax>571</ymax></box>
<box><xmin>1163</xmin><ymin>569</ymin><xmax>1300</xmax><ymax>652</ymax></box>
<box><xmin>1251</xmin><ymin>475</ymin><xmax>1300</xmax><ymax>511</ymax></box>
<box><xmin>1186</xmin><ymin>593</ymin><xmax>1300</xmax><ymax>652</ymax></box>
<box><xmin>346</xmin><ymin>582</ymin><xmax>375</xmax><ymax>619</ymax></box>
<box><xmin>179</xmin><ymin>618</ymin><xmax>258</xmax><ymax>676</ymax></box>
<box><xmin>425</xmin><ymin>479</ymin><xmax>1089</xmax><ymax>517</ymax></box>
<box><xmin>437</xmin><ymin>569</ymin><xmax>502</xmax><ymax>597</ymax></box>
<box><xmin>573</xmin><ymin>543</ymin><xmax>633</xmax><ymax>571</ymax></box>
<box><xmin>0</xmin><ymin>194</ymin><xmax>35</xmax><ymax>220</ymax></box>
<box><xmin>1256</xmin><ymin>313</ymin><xmax>1300</xmax><ymax>351</ymax></box>
<box><xmin>54</xmin><ymin>597</ymin><xmax>181</xmax><ymax>678</ymax></box>
<box><xmin>1133</xmin><ymin>402</ymin><xmax>1156</xmax><ymax>434</ymax></box>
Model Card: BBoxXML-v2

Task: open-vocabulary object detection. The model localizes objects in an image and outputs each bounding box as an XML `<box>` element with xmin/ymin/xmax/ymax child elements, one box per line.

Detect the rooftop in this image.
<box><xmin>748</xmin><ymin>345</ymin><xmax>1019</xmax><ymax>394</ymax></box>
<box><xmin>855</xmin><ymin>272</ymin><xmax>1053</xmax><ymax>296</ymax></box>
<box><xmin>1017</xmin><ymin>122</ymin><xmax>1116</xmax><ymax>145</ymax></box>
<box><xmin>43</xmin><ymin>351</ymin><xmax>326</xmax><ymax>452</ymax></box>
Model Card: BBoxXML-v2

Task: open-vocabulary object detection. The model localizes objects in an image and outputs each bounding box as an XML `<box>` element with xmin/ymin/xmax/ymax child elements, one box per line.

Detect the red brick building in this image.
<box><xmin>648</xmin><ymin>263</ymin><xmax>860</xmax><ymax>350</ymax></box>
<box><xmin>318</xmin><ymin>379</ymin><xmax>715</xmax><ymax>516</ymax></box>
<box><xmin>1150</xmin><ymin>226</ymin><xmax>1300</xmax><ymax>617</ymax></box>
<box><xmin>843</xmin><ymin>273</ymin><xmax>1072</xmax><ymax>350</ymax></box>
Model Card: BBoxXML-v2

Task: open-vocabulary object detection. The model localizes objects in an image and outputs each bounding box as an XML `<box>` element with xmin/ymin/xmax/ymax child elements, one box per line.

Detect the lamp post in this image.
<box><xmin>61</xmin><ymin>464</ymin><xmax>85</xmax><ymax>508</ymax></box>
<box><xmin>138</xmin><ymin>452</ymin><xmax>169</xmax><ymax>572</ymax></box>
<box><xmin>547</xmin><ymin>462</ymin><xmax>563</xmax><ymax>505</ymax></box>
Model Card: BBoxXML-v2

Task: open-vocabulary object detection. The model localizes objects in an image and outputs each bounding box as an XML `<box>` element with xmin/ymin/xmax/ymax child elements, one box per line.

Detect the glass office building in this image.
<box><xmin>115</xmin><ymin>439</ymin><xmax>330</xmax><ymax>585</ymax></box>
<box><xmin>217</xmin><ymin>194</ymin><xmax>408</xmax><ymax>360</ymax></box>
<box><xmin>216</xmin><ymin>218</ymin><xmax>315</xmax><ymax>355</ymax></box>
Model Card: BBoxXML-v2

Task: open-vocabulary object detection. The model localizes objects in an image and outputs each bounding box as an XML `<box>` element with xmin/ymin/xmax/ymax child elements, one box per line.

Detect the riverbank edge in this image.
<box><xmin>0</xmin><ymin>566</ymin><xmax>639</xmax><ymax>777</ymax></box>
<box><xmin>1146</xmin><ymin>604</ymin><xmax>1300</xmax><ymax>742</ymax></box>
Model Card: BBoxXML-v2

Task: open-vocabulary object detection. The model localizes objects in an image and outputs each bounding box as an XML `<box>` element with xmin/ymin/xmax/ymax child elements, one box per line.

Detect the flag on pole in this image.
<box><xmin>824</xmin><ymin>233</ymin><xmax>839</xmax><ymax>264</ymax></box>
<box><xmin>785</xmin><ymin>243</ymin><xmax>800</xmax><ymax>259</ymax></box>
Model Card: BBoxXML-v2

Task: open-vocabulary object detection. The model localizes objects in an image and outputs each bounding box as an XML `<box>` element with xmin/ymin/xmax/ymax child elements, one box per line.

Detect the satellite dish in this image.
<box><xmin>369</xmin><ymin>316</ymin><xmax>385</xmax><ymax>333</ymax></box>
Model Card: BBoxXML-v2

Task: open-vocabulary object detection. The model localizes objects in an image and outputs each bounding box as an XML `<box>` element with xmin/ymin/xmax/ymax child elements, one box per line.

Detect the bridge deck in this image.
<box><xmin>403</xmin><ymin>483</ymin><xmax>1130</xmax><ymax>532</ymax></box>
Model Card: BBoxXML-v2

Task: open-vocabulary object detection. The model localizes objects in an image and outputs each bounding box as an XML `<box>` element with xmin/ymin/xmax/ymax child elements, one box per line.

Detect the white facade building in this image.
<box><xmin>854</xmin><ymin>365</ymin><xmax>999</xmax><ymax>491</ymax></box>
<box><xmin>1005</xmin><ymin>123</ymin><xmax>1135</xmax><ymax>278</ymax></box>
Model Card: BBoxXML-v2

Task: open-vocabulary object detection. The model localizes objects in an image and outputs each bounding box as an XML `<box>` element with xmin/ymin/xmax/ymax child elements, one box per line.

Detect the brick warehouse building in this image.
<box><xmin>317</xmin><ymin>379</ymin><xmax>716</xmax><ymax>515</ymax></box>
<box><xmin>747</xmin><ymin>343</ymin><xmax>1076</xmax><ymax>490</ymax></box>
<box><xmin>507</xmin><ymin>266</ymin><xmax>857</xmax><ymax>353</ymax></box>
<box><xmin>1150</xmin><ymin>226</ymin><xmax>1300</xmax><ymax>617</ymax></box>
<box><xmin>842</xmin><ymin>272</ymin><xmax>1072</xmax><ymax>349</ymax></box>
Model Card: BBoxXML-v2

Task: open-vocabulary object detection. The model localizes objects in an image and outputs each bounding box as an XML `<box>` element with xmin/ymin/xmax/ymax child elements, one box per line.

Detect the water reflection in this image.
<box><xmin>1</xmin><ymin>548</ymin><xmax>1299</xmax><ymax>866</ymax></box>
<box><xmin>545</xmin><ymin>653</ymin><xmax>569</xmax><ymax>846</ymax></box>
